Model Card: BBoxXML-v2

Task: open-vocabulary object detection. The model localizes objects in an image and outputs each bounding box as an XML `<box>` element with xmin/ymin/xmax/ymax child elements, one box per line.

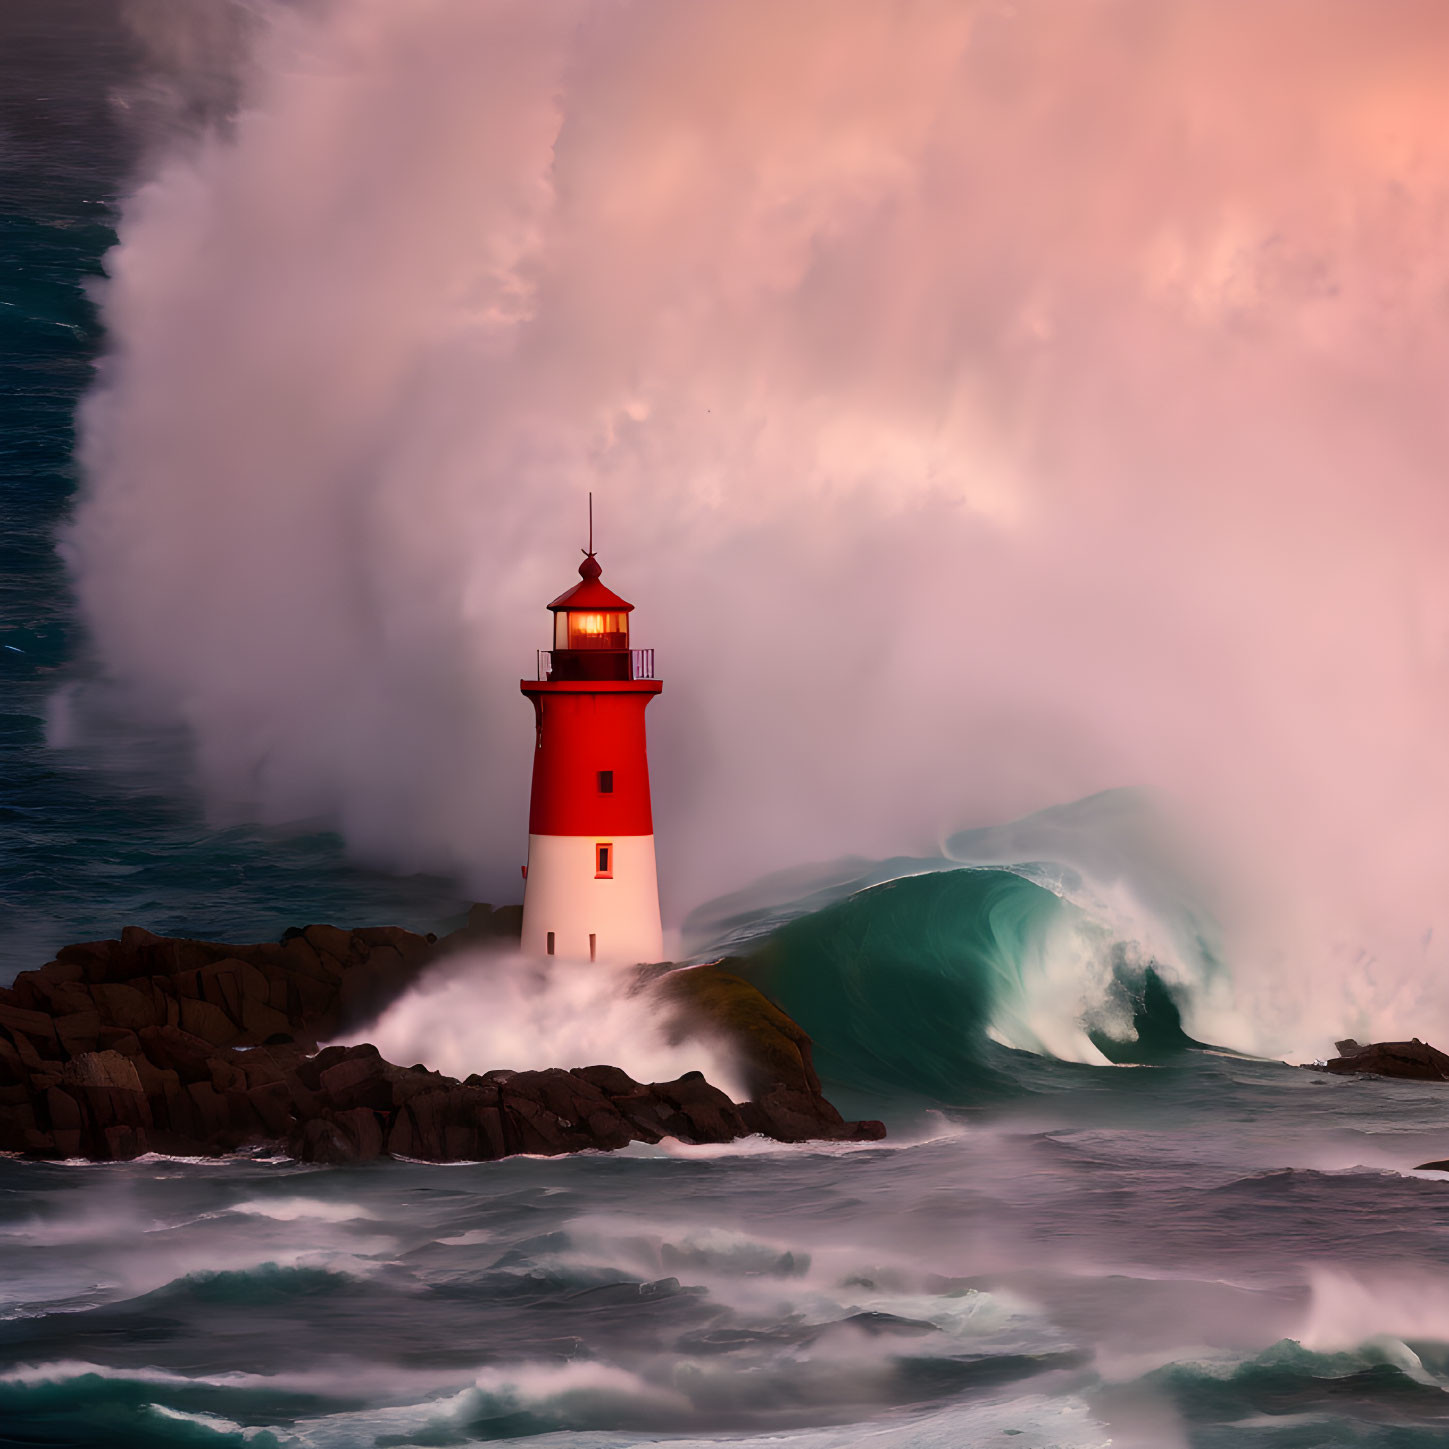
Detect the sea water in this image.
<box><xmin>7</xmin><ymin>8</ymin><xmax>1449</xmax><ymax>1447</ymax></box>
<box><xmin>5</xmin><ymin>1062</ymin><xmax>1449</xmax><ymax>1448</ymax></box>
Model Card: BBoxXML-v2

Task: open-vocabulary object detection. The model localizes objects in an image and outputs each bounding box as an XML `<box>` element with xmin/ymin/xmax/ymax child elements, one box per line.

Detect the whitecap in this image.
<box><xmin>228</xmin><ymin>1197</ymin><xmax>375</xmax><ymax>1223</ymax></box>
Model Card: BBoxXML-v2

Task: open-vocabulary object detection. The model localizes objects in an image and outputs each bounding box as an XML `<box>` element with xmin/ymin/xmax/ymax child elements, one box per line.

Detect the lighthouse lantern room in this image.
<box><xmin>519</xmin><ymin>523</ymin><xmax>663</xmax><ymax>964</ymax></box>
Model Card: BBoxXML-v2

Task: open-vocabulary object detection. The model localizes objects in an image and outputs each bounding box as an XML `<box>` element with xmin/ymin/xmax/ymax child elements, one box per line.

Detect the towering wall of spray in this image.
<box><xmin>69</xmin><ymin>0</ymin><xmax>1449</xmax><ymax>1055</ymax></box>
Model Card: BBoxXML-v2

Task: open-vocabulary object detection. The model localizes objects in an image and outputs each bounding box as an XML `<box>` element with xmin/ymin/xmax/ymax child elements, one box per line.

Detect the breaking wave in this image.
<box><xmin>685</xmin><ymin>791</ymin><xmax>1220</xmax><ymax>1103</ymax></box>
<box><xmin>727</xmin><ymin>869</ymin><xmax>1201</xmax><ymax>1103</ymax></box>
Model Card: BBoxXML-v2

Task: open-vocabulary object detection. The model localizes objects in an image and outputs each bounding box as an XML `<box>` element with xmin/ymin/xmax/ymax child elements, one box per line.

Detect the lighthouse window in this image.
<box><xmin>596</xmin><ymin>843</ymin><xmax>613</xmax><ymax>878</ymax></box>
<box><xmin>565</xmin><ymin>610</ymin><xmax>629</xmax><ymax>650</ymax></box>
<box><xmin>598</xmin><ymin>770</ymin><xmax>613</xmax><ymax>794</ymax></box>
<box><xmin>546</xmin><ymin>931</ymin><xmax>555</xmax><ymax>956</ymax></box>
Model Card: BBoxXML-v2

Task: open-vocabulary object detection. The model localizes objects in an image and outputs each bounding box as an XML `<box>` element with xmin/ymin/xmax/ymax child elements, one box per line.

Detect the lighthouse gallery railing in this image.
<box><xmin>536</xmin><ymin>649</ymin><xmax>655</xmax><ymax>682</ymax></box>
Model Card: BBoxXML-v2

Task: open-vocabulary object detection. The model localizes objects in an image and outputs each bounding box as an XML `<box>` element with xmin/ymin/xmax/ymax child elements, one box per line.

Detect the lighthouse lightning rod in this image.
<box><xmin>587</xmin><ymin>492</ymin><xmax>593</xmax><ymax>556</ymax></box>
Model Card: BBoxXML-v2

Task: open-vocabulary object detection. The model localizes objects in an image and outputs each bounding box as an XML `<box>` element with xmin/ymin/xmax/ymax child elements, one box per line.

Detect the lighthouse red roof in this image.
<box><xmin>547</xmin><ymin>554</ymin><xmax>634</xmax><ymax>613</ymax></box>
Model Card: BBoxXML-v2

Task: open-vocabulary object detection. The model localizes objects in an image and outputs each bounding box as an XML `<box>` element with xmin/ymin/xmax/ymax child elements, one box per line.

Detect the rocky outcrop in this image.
<box><xmin>1319</xmin><ymin>1038</ymin><xmax>1449</xmax><ymax>1081</ymax></box>
<box><xmin>0</xmin><ymin>922</ymin><xmax>883</xmax><ymax>1162</ymax></box>
<box><xmin>657</xmin><ymin>961</ymin><xmax>868</xmax><ymax>1143</ymax></box>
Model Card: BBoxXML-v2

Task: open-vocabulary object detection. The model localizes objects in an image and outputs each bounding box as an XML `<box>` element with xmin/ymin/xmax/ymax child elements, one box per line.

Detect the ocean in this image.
<box><xmin>6</xmin><ymin>6</ymin><xmax>1449</xmax><ymax>1448</ymax></box>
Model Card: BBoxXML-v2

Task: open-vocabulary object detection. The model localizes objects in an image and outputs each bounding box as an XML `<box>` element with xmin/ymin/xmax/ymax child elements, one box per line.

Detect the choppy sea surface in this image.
<box><xmin>6</xmin><ymin>7</ymin><xmax>1449</xmax><ymax>1447</ymax></box>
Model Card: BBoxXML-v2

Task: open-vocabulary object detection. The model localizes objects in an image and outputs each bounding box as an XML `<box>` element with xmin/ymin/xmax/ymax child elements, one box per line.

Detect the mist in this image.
<box><xmin>66</xmin><ymin>0</ymin><xmax>1449</xmax><ymax>1057</ymax></box>
<box><xmin>354</xmin><ymin>950</ymin><xmax>747</xmax><ymax>1100</ymax></box>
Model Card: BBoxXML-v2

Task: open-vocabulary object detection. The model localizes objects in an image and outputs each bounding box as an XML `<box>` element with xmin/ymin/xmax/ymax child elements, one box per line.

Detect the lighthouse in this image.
<box><xmin>519</xmin><ymin>531</ymin><xmax>664</xmax><ymax>964</ymax></box>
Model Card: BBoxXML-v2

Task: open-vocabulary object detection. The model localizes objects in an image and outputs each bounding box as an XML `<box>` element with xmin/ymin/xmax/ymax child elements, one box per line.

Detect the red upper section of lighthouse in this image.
<box><xmin>522</xmin><ymin>543</ymin><xmax>661</xmax><ymax>837</ymax></box>
<box><xmin>520</xmin><ymin>680</ymin><xmax>660</xmax><ymax>834</ymax></box>
<box><xmin>547</xmin><ymin>554</ymin><xmax>634</xmax><ymax>614</ymax></box>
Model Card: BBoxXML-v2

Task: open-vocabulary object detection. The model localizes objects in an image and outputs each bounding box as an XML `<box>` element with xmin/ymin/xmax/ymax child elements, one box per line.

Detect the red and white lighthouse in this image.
<box><xmin>519</xmin><ymin>539</ymin><xmax>664</xmax><ymax>964</ymax></box>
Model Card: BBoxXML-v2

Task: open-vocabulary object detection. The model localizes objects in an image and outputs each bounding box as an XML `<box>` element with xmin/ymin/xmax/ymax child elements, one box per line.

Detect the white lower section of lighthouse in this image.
<box><xmin>520</xmin><ymin>835</ymin><xmax>664</xmax><ymax>964</ymax></box>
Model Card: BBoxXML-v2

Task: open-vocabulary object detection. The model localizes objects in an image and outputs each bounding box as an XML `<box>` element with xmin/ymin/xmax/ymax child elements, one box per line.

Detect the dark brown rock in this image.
<box><xmin>501</xmin><ymin>1089</ymin><xmax>582</xmax><ymax>1155</ymax></box>
<box><xmin>514</xmin><ymin>1067</ymin><xmax>602</xmax><ymax>1122</ymax></box>
<box><xmin>301</xmin><ymin>923</ymin><xmax>353</xmax><ymax>970</ymax></box>
<box><xmin>131</xmin><ymin>1054</ymin><xmax>181</xmax><ymax>1102</ymax></box>
<box><xmin>741</xmin><ymin>1084</ymin><xmax>887</xmax><ymax>1143</ymax></box>
<box><xmin>658</xmin><ymin>964</ymin><xmax>823</xmax><ymax>1099</ymax></box>
<box><xmin>386</xmin><ymin>1108</ymin><xmax>416</xmax><ymax>1157</ymax></box>
<box><xmin>61</xmin><ymin>1051</ymin><xmax>152</xmax><ymax>1132</ymax></box>
<box><xmin>655</xmin><ymin>1072</ymin><xmax>748</xmax><ymax>1144</ymax></box>
<box><xmin>571</xmin><ymin>1063</ymin><xmax>638</xmax><ymax>1096</ymax></box>
<box><xmin>0</xmin><ymin>1002</ymin><xmax>59</xmax><ymax>1046</ymax></box>
<box><xmin>579</xmin><ymin>1103</ymin><xmax>634</xmax><ymax>1150</ymax></box>
<box><xmin>477</xmin><ymin>1105</ymin><xmax>509</xmax><ymax>1159</ymax></box>
<box><xmin>38</xmin><ymin>958</ymin><xmax>86</xmax><ymax>985</ymax></box>
<box><xmin>96</xmin><ymin>1027</ymin><xmax>141</xmax><ymax>1056</ymax></box>
<box><xmin>25</xmin><ymin>975</ymin><xmax>94</xmax><ymax>1017</ymax></box>
<box><xmin>103</xmin><ymin>1125</ymin><xmax>149</xmax><ymax>1160</ymax></box>
<box><xmin>319</xmin><ymin>1048</ymin><xmax>395</xmax><ymax>1112</ymax></box>
<box><xmin>442</xmin><ymin>1123</ymin><xmax>481</xmax><ymax>1160</ymax></box>
<box><xmin>139</xmin><ymin>1026</ymin><xmax>223</xmax><ymax>1083</ymax></box>
<box><xmin>0</xmin><ymin>1036</ymin><xmax>26</xmax><ymax>1085</ymax></box>
<box><xmin>1321</xmin><ymin>1038</ymin><xmax>1449</xmax><ymax>1081</ymax></box>
<box><xmin>55</xmin><ymin>1010</ymin><xmax>103</xmax><ymax>1057</ymax></box>
<box><xmin>335</xmin><ymin>1106</ymin><xmax>387</xmax><ymax>1160</ymax></box>
<box><xmin>398</xmin><ymin>1090</ymin><xmax>451</xmax><ymax>1159</ymax></box>
<box><xmin>240</xmin><ymin>994</ymin><xmax>292</xmax><ymax>1041</ymax></box>
<box><xmin>290</xmin><ymin>1115</ymin><xmax>356</xmax><ymax>1164</ymax></box>
<box><xmin>234</xmin><ymin>1046</ymin><xmax>294</xmax><ymax>1088</ymax></box>
<box><xmin>161</xmin><ymin>1084</ymin><xmax>200</xmax><ymax>1141</ymax></box>
<box><xmin>247</xmin><ymin>1080</ymin><xmax>296</xmax><ymax>1135</ymax></box>
<box><xmin>178</xmin><ymin>997</ymin><xmax>242</xmax><ymax>1047</ymax></box>
<box><xmin>44</xmin><ymin>1083</ymin><xmax>82</xmax><ymax>1132</ymax></box>
<box><xmin>287</xmin><ymin>1105</ymin><xmax>387</xmax><ymax>1163</ymax></box>
<box><xmin>54</xmin><ymin>939</ymin><xmax>125</xmax><ymax>984</ymax></box>
<box><xmin>186</xmin><ymin>1080</ymin><xmax>229</xmax><ymax>1139</ymax></box>
<box><xmin>44</xmin><ymin>1085</ymin><xmax>84</xmax><ymax>1157</ymax></box>
<box><xmin>434</xmin><ymin>903</ymin><xmax>524</xmax><ymax>954</ymax></box>
<box><xmin>293</xmin><ymin>1043</ymin><xmax>351</xmax><ymax>1091</ymax></box>
<box><xmin>4</xmin><ymin>1026</ymin><xmax>49</xmax><ymax>1071</ymax></box>
<box><xmin>0</xmin><ymin>925</ymin><xmax>885</xmax><ymax>1163</ymax></box>
<box><xmin>390</xmin><ymin>1066</ymin><xmax>446</xmax><ymax>1106</ymax></box>
<box><xmin>607</xmin><ymin>1083</ymin><xmax>681</xmax><ymax>1142</ymax></box>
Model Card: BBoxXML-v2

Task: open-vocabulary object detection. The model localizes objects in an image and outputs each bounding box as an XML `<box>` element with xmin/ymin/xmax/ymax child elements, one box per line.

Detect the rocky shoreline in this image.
<box><xmin>0</xmin><ymin>915</ymin><xmax>883</xmax><ymax>1163</ymax></box>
